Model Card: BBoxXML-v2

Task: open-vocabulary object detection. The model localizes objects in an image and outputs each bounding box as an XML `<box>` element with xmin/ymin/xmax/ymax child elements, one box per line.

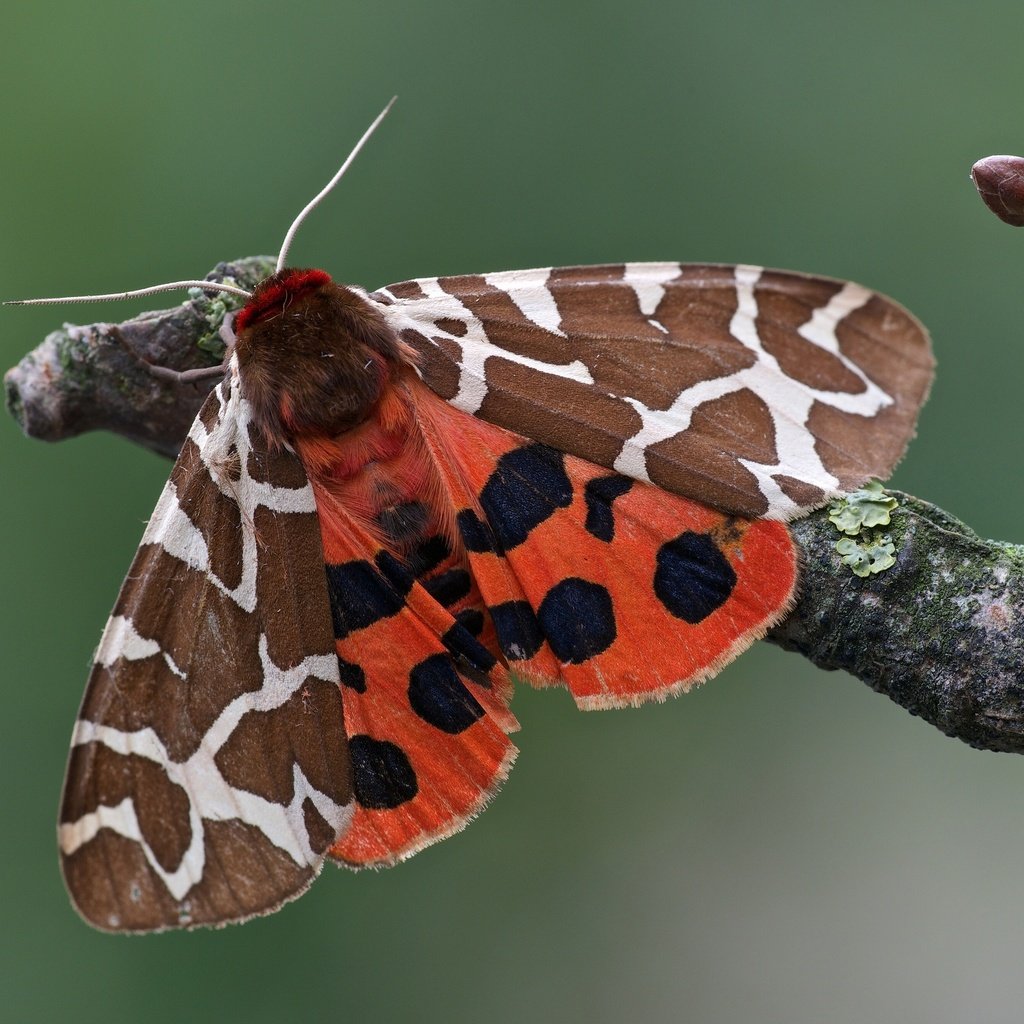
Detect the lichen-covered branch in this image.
<box><xmin>4</xmin><ymin>258</ymin><xmax>273</xmax><ymax>458</ymax></box>
<box><xmin>7</xmin><ymin>258</ymin><xmax>1021</xmax><ymax>756</ymax></box>
<box><xmin>772</xmin><ymin>500</ymin><xmax>1024</xmax><ymax>754</ymax></box>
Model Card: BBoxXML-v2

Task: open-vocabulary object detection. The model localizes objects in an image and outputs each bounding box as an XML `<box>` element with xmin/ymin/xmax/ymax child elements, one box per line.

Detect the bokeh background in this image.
<box><xmin>2</xmin><ymin>3</ymin><xmax>1023</xmax><ymax>1022</ymax></box>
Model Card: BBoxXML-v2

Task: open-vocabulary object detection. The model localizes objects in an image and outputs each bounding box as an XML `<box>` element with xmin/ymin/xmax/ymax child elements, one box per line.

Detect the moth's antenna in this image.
<box><xmin>6</xmin><ymin>279</ymin><xmax>252</xmax><ymax>307</ymax></box>
<box><xmin>275</xmin><ymin>96</ymin><xmax>397</xmax><ymax>273</ymax></box>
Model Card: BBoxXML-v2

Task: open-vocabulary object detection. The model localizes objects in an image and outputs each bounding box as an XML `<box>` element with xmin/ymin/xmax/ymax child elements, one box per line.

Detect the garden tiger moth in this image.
<box><xmin>15</xmin><ymin>101</ymin><xmax>934</xmax><ymax>931</ymax></box>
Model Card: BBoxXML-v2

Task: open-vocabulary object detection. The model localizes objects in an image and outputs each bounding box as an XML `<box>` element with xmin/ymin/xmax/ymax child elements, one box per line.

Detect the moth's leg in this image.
<box><xmin>109</xmin><ymin>321</ymin><xmax>229</xmax><ymax>387</ymax></box>
<box><xmin>145</xmin><ymin>363</ymin><xmax>227</xmax><ymax>385</ymax></box>
<box><xmin>219</xmin><ymin>311</ymin><xmax>237</xmax><ymax>355</ymax></box>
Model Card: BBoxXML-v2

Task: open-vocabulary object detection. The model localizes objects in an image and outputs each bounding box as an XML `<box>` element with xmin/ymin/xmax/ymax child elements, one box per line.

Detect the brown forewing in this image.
<box><xmin>59</xmin><ymin>375</ymin><xmax>352</xmax><ymax>932</ymax></box>
<box><xmin>379</xmin><ymin>263</ymin><xmax>934</xmax><ymax>519</ymax></box>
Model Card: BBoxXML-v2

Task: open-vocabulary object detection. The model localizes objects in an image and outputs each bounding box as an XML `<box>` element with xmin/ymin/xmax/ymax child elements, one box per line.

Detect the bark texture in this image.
<box><xmin>5</xmin><ymin>258</ymin><xmax>273</xmax><ymax>458</ymax></box>
<box><xmin>773</xmin><ymin>500</ymin><xmax>1024</xmax><ymax>753</ymax></box>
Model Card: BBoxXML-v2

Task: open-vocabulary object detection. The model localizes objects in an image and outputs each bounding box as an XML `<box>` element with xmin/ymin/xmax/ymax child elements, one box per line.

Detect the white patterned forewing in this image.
<box><xmin>59</xmin><ymin>361</ymin><xmax>353</xmax><ymax>932</ymax></box>
<box><xmin>373</xmin><ymin>263</ymin><xmax>933</xmax><ymax>519</ymax></box>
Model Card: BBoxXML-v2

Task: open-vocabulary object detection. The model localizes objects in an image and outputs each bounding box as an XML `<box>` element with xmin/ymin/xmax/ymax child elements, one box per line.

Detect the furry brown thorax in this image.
<box><xmin>234</xmin><ymin>268</ymin><xmax>410</xmax><ymax>443</ymax></box>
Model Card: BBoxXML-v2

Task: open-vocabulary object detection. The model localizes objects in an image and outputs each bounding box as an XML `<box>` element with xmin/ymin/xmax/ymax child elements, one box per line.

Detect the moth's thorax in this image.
<box><xmin>234</xmin><ymin>267</ymin><xmax>412</xmax><ymax>444</ymax></box>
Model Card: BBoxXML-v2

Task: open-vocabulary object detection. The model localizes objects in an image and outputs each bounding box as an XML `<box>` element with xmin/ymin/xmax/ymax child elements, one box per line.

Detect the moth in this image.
<box><xmin>19</xmin><ymin>102</ymin><xmax>934</xmax><ymax>932</ymax></box>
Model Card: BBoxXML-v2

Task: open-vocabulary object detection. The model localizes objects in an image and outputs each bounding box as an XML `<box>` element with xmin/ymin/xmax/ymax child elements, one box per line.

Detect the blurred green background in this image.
<box><xmin>2</xmin><ymin>2</ymin><xmax>1023</xmax><ymax>1021</ymax></box>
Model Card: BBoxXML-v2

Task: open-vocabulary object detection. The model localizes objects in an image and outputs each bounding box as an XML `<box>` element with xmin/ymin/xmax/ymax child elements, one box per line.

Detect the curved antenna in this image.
<box><xmin>275</xmin><ymin>96</ymin><xmax>397</xmax><ymax>272</ymax></box>
<box><xmin>6</xmin><ymin>279</ymin><xmax>252</xmax><ymax>307</ymax></box>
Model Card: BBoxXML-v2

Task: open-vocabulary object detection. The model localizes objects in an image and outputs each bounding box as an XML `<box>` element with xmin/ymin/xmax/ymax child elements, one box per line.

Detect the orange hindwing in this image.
<box><xmin>297</xmin><ymin>372</ymin><xmax>796</xmax><ymax>867</ymax></box>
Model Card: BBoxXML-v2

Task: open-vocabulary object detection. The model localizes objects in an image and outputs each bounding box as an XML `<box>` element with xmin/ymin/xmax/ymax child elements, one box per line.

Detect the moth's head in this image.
<box><xmin>233</xmin><ymin>266</ymin><xmax>409</xmax><ymax>444</ymax></box>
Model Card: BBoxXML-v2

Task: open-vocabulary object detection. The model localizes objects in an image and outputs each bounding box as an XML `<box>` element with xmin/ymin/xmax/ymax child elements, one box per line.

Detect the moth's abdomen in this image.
<box><xmin>293</xmin><ymin>371</ymin><xmax>453</xmax><ymax>557</ymax></box>
<box><xmin>235</xmin><ymin>268</ymin><xmax>414</xmax><ymax>444</ymax></box>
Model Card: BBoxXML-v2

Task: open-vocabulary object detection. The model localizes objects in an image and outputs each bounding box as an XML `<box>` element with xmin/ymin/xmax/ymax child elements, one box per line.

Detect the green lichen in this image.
<box><xmin>188</xmin><ymin>286</ymin><xmax>244</xmax><ymax>360</ymax></box>
<box><xmin>192</xmin><ymin>297</ymin><xmax>231</xmax><ymax>359</ymax></box>
<box><xmin>828</xmin><ymin>479</ymin><xmax>898</xmax><ymax>535</ymax></box>
<box><xmin>829</xmin><ymin>481</ymin><xmax>900</xmax><ymax>576</ymax></box>
<box><xmin>835</xmin><ymin>534</ymin><xmax>897</xmax><ymax>577</ymax></box>
<box><xmin>55</xmin><ymin>332</ymin><xmax>77</xmax><ymax>373</ymax></box>
<box><xmin>4</xmin><ymin>372</ymin><xmax>24</xmax><ymax>425</ymax></box>
<box><xmin>184</xmin><ymin>259</ymin><xmax>276</xmax><ymax>360</ymax></box>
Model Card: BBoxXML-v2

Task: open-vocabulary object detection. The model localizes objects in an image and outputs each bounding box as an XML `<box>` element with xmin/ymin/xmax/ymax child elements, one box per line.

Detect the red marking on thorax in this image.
<box><xmin>235</xmin><ymin>268</ymin><xmax>332</xmax><ymax>333</ymax></box>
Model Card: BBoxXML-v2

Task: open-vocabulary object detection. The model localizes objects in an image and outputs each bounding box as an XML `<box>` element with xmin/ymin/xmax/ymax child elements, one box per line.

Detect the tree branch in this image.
<box><xmin>773</xmin><ymin>501</ymin><xmax>1024</xmax><ymax>753</ymax></box>
<box><xmin>4</xmin><ymin>258</ymin><xmax>272</xmax><ymax>458</ymax></box>
<box><xmin>8</xmin><ymin>256</ymin><xmax>1020</xmax><ymax>755</ymax></box>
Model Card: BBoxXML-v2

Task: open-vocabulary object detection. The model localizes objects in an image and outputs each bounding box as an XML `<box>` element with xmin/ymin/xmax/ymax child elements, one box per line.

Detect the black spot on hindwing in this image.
<box><xmin>478</xmin><ymin>443</ymin><xmax>573</xmax><ymax>550</ymax></box>
<box><xmin>423</xmin><ymin>568</ymin><xmax>472</xmax><ymax>607</ymax></box>
<box><xmin>584</xmin><ymin>475</ymin><xmax>634</xmax><ymax>542</ymax></box>
<box><xmin>407</xmin><ymin>535</ymin><xmax>451</xmax><ymax>576</ymax></box>
<box><xmin>490</xmin><ymin>600</ymin><xmax>545</xmax><ymax>661</ymax></box>
<box><xmin>440</xmin><ymin>621</ymin><xmax>497</xmax><ymax>673</ymax></box>
<box><xmin>325</xmin><ymin>560</ymin><xmax>406</xmax><ymax>638</ymax></box>
<box><xmin>374</xmin><ymin>551</ymin><xmax>415</xmax><ymax>594</ymax></box>
<box><xmin>455</xmin><ymin>608</ymin><xmax>484</xmax><ymax>636</ymax></box>
<box><xmin>654</xmin><ymin>532</ymin><xmax>737</xmax><ymax>623</ymax></box>
<box><xmin>457</xmin><ymin>509</ymin><xmax>499</xmax><ymax>554</ymax></box>
<box><xmin>337</xmin><ymin>657</ymin><xmax>366</xmax><ymax>693</ymax></box>
<box><xmin>408</xmin><ymin>654</ymin><xmax>485</xmax><ymax>734</ymax></box>
<box><xmin>349</xmin><ymin>735</ymin><xmax>418</xmax><ymax>810</ymax></box>
<box><xmin>538</xmin><ymin>578</ymin><xmax>616</xmax><ymax>663</ymax></box>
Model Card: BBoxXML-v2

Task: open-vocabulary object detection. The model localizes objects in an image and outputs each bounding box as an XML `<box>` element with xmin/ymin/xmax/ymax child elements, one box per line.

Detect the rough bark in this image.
<box><xmin>8</xmin><ymin>257</ymin><xmax>1020</xmax><ymax>755</ymax></box>
<box><xmin>774</xmin><ymin>500</ymin><xmax>1024</xmax><ymax>753</ymax></box>
<box><xmin>4</xmin><ymin>258</ymin><xmax>273</xmax><ymax>458</ymax></box>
